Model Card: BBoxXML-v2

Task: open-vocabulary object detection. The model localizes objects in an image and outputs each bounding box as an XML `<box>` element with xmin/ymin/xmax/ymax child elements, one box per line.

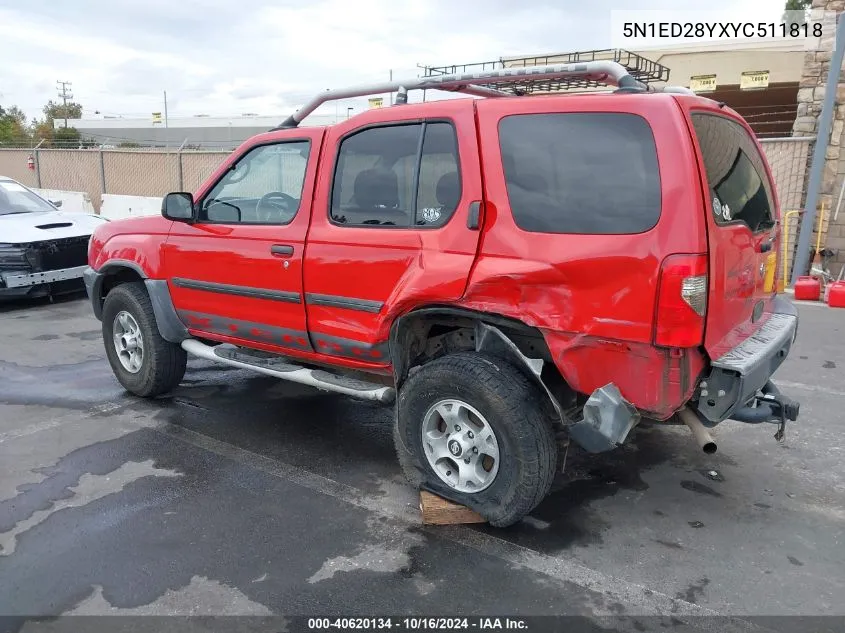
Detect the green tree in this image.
<box><xmin>0</xmin><ymin>104</ymin><xmax>31</xmax><ymax>147</ymax></box>
<box><xmin>783</xmin><ymin>0</ymin><xmax>812</xmax><ymax>24</ymax></box>
<box><xmin>30</xmin><ymin>100</ymin><xmax>87</xmax><ymax>148</ymax></box>
<box><xmin>52</xmin><ymin>126</ymin><xmax>81</xmax><ymax>148</ymax></box>
<box><xmin>43</xmin><ymin>99</ymin><xmax>83</xmax><ymax>126</ymax></box>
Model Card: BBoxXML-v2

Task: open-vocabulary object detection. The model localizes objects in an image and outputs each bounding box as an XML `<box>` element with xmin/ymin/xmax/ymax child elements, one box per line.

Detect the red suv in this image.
<box><xmin>84</xmin><ymin>62</ymin><xmax>800</xmax><ymax>527</ymax></box>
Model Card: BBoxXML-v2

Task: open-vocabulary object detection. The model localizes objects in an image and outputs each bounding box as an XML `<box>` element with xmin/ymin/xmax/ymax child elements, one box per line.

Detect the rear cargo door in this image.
<box><xmin>687</xmin><ymin>109</ymin><xmax>780</xmax><ymax>360</ymax></box>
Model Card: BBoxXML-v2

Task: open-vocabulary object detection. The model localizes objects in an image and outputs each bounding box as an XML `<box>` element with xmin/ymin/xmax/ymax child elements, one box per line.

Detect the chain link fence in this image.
<box><xmin>759</xmin><ymin>137</ymin><xmax>819</xmax><ymax>288</ymax></box>
<box><xmin>0</xmin><ymin>148</ymin><xmax>230</xmax><ymax>212</ymax></box>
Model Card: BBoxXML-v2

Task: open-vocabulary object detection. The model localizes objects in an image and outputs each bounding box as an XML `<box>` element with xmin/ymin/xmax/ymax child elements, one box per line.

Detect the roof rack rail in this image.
<box><xmin>274</xmin><ymin>60</ymin><xmax>695</xmax><ymax>130</ymax></box>
<box><xmin>275</xmin><ymin>60</ymin><xmax>650</xmax><ymax>130</ymax></box>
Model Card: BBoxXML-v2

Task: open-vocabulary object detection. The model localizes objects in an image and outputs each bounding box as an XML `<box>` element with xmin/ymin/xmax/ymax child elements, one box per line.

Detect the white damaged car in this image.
<box><xmin>0</xmin><ymin>177</ymin><xmax>108</xmax><ymax>300</ymax></box>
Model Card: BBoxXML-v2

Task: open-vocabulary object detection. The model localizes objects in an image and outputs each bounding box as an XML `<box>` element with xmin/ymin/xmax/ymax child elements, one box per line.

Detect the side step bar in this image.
<box><xmin>181</xmin><ymin>339</ymin><xmax>395</xmax><ymax>404</ymax></box>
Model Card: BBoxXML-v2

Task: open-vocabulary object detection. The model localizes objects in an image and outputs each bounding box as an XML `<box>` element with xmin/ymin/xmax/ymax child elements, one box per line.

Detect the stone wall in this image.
<box><xmin>792</xmin><ymin>0</ymin><xmax>845</xmax><ymax>276</ymax></box>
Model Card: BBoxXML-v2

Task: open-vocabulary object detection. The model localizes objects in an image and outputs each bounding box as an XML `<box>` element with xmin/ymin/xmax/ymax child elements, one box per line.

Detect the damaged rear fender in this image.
<box><xmin>474</xmin><ymin>322</ymin><xmax>640</xmax><ymax>454</ymax></box>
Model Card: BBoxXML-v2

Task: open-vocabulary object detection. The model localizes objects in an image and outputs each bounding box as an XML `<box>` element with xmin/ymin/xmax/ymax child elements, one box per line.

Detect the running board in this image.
<box><xmin>180</xmin><ymin>339</ymin><xmax>395</xmax><ymax>404</ymax></box>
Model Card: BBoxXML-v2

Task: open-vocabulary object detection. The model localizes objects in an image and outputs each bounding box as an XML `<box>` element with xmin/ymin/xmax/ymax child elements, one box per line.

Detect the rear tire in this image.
<box><xmin>394</xmin><ymin>351</ymin><xmax>557</xmax><ymax>527</ymax></box>
<box><xmin>102</xmin><ymin>282</ymin><xmax>187</xmax><ymax>397</ymax></box>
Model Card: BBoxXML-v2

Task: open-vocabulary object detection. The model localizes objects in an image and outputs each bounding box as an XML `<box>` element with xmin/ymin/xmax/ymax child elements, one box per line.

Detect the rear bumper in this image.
<box><xmin>695</xmin><ymin>295</ymin><xmax>799</xmax><ymax>426</ymax></box>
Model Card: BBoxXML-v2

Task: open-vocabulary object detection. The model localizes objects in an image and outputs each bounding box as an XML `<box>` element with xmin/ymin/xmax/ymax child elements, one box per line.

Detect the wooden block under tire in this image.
<box><xmin>419</xmin><ymin>490</ymin><xmax>487</xmax><ymax>525</ymax></box>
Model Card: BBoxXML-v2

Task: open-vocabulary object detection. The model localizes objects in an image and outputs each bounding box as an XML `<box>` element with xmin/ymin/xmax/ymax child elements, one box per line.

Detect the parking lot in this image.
<box><xmin>0</xmin><ymin>292</ymin><xmax>843</xmax><ymax>627</ymax></box>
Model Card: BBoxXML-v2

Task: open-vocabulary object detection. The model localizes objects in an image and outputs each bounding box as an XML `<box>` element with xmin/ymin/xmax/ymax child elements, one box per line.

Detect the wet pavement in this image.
<box><xmin>1</xmin><ymin>293</ymin><xmax>844</xmax><ymax>627</ymax></box>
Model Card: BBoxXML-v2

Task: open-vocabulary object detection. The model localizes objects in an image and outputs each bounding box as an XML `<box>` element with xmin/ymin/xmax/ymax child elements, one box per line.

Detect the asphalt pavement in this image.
<box><xmin>0</xmin><ymin>292</ymin><xmax>843</xmax><ymax>631</ymax></box>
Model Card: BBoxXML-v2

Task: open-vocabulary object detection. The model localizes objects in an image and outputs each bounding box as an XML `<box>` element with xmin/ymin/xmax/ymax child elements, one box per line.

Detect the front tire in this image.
<box><xmin>101</xmin><ymin>282</ymin><xmax>187</xmax><ymax>397</ymax></box>
<box><xmin>394</xmin><ymin>351</ymin><xmax>557</xmax><ymax>527</ymax></box>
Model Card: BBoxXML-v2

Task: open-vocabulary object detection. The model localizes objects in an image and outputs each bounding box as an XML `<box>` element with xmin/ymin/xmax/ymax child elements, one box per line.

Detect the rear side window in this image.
<box><xmin>690</xmin><ymin>113</ymin><xmax>776</xmax><ymax>233</ymax></box>
<box><xmin>330</xmin><ymin>121</ymin><xmax>461</xmax><ymax>228</ymax></box>
<box><xmin>498</xmin><ymin>113</ymin><xmax>661</xmax><ymax>234</ymax></box>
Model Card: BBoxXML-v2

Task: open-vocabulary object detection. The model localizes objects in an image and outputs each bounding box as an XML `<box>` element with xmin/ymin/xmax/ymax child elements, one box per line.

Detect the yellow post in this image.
<box><xmin>781</xmin><ymin>210</ymin><xmax>801</xmax><ymax>292</ymax></box>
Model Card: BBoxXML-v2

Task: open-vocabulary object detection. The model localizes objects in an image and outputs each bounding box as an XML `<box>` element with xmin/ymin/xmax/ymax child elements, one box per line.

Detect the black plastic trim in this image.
<box><xmin>146</xmin><ymin>280</ymin><xmax>190</xmax><ymax>343</ymax></box>
<box><xmin>98</xmin><ymin>259</ymin><xmax>149</xmax><ymax>279</ymax></box>
<box><xmin>86</xmin><ymin>260</ymin><xmax>149</xmax><ymax>320</ymax></box>
<box><xmin>83</xmin><ymin>266</ymin><xmax>103</xmax><ymax>320</ymax></box>
<box><xmin>305</xmin><ymin>293</ymin><xmax>383</xmax><ymax>313</ymax></box>
<box><xmin>172</xmin><ymin>277</ymin><xmax>301</xmax><ymax>303</ymax></box>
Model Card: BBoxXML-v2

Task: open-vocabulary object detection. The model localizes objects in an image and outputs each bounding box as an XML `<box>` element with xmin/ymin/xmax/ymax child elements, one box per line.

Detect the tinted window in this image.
<box><xmin>498</xmin><ymin>113</ymin><xmax>661</xmax><ymax>234</ymax></box>
<box><xmin>331</xmin><ymin>122</ymin><xmax>461</xmax><ymax>228</ymax></box>
<box><xmin>415</xmin><ymin>123</ymin><xmax>461</xmax><ymax>227</ymax></box>
<box><xmin>200</xmin><ymin>141</ymin><xmax>310</xmax><ymax>225</ymax></box>
<box><xmin>691</xmin><ymin>113</ymin><xmax>775</xmax><ymax>233</ymax></box>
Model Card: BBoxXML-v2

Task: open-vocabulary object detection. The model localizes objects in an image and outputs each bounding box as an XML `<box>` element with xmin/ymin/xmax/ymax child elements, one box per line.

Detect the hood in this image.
<box><xmin>0</xmin><ymin>210</ymin><xmax>108</xmax><ymax>244</ymax></box>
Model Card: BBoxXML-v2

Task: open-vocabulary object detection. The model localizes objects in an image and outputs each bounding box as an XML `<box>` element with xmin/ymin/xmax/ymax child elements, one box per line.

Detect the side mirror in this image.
<box><xmin>50</xmin><ymin>200</ymin><xmax>63</xmax><ymax>208</ymax></box>
<box><xmin>162</xmin><ymin>192</ymin><xmax>195</xmax><ymax>222</ymax></box>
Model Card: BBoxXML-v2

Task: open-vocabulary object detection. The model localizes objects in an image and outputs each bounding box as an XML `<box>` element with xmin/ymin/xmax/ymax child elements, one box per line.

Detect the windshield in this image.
<box><xmin>0</xmin><ymin>180</ymin><xmax>57</xmax><ymax>215</ymax></box>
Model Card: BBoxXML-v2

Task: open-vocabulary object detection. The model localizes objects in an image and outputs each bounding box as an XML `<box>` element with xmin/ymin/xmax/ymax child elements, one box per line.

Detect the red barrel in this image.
<box><xmin>794</xmin><ymin>276</ymin><xmax>822</xmax><ymax>301</ymax></box>
<box><xmin>828</xmin><ymin>281</ymin><xmax>845</xmax><ymax>308</ymax></box>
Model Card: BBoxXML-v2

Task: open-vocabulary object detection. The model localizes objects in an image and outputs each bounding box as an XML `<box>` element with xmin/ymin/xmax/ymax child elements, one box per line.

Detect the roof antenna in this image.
<box><xmin>395</xmin><ymin>86</ymin><xmax>408</xmax><ymax>105</ymax></box>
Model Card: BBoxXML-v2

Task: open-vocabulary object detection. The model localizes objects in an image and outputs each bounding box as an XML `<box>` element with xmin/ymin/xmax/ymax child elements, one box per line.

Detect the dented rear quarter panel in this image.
<box><xmin>464</xmin><ymin>94</ymin><xmax>709</xmax><ymax>418</ymax></box>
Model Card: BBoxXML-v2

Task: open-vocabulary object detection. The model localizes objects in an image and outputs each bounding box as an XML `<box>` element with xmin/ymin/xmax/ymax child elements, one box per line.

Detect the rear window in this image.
<box><xmin>498</xmin><ymin>113</ymin><xmax>661</xmax><ymax>234</ymax></box>
<box><xmin>690</xmin><ymin>112</ymin><xmax>776</xmax><ymax>233</ymax></box>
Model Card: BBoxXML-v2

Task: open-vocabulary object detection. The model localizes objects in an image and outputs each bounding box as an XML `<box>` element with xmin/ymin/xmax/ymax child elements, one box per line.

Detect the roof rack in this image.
<box><xmin>275</xmin><ymin>59</ymin><xmax>692</xmax><ymax>129</ymax></box>
<box><xmin>421</xmin><ymin>49</ymin><xmax>671</xmax><ymax>94</ymax></box>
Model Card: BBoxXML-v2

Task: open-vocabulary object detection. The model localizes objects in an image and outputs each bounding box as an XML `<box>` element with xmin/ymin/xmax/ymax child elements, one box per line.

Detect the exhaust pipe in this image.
<box><xmin>678</xmin><ymin>407</ymin><xmax>717</xmax><ymax>454</ymax></box>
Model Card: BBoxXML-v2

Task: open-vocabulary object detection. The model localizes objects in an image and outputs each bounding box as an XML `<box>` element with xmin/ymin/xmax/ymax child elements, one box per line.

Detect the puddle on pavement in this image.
<box><xmin>0</xmin><ymin>358</ymin><xmax>127</xmax><ymax>410</ymax></box>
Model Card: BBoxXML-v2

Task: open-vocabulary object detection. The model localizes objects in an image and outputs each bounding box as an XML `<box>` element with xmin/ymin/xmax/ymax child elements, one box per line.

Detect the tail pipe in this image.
<box><xmin>678</xmin><ymin>407</ymin><xmax>717</xmax><ymax>454</ymax></box>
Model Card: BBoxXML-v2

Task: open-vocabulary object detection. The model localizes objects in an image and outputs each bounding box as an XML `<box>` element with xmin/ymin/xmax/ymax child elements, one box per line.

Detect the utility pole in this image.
<box><xmin>56</xmin><ymin>80</ymin><xmax>73</xmax><ymax>128</ymax></box>
<box><xmin>389</xmin><ymin>69</ymin><xmax>393</xmax><ymax>105</ymax></box>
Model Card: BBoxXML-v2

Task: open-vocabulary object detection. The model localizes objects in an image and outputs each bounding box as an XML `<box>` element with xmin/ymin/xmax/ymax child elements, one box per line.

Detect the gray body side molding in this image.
<box><xmin>145</xmin><ymin>279</ymin><xmax>190</xmax><ymax>343</ymax></box>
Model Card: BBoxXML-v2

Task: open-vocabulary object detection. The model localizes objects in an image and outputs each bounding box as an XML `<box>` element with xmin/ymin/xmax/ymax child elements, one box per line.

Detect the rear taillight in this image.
<box><xmin>654</xmin><ymin>254</ymin><xmax>708</xmax><ymax>348</ymax></box>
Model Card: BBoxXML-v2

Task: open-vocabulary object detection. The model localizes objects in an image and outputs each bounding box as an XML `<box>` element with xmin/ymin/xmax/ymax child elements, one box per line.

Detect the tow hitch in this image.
<box><xmin>730</xmin><ymin>381</ymin><xmax>800</xmax><ymax>443</ymax></box>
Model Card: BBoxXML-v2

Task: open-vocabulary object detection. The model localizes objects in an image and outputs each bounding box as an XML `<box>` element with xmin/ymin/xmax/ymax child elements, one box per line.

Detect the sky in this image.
<box><xmin>0</xmin><ymin>0</ymin><xmax>787</xmax><ymax>122</ymax></box>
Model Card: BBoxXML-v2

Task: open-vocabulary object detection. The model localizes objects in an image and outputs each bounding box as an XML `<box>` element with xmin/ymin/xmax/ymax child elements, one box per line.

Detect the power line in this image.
<box><xmin>56</xmin><ymin>80</ymin><xmax>73</xmax><ymax>128</ymax></box>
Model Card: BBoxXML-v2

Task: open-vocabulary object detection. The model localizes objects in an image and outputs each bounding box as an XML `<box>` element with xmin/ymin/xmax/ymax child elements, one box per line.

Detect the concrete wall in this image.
<box><xmin>32</xmin><ymin>189</ymin><xmax>96</xmax><ymax>215</ymax></box>
<box><xmin>100</xmin><ymin>194</ymin><xmax>163</xmax><ymax>221</ymax></box>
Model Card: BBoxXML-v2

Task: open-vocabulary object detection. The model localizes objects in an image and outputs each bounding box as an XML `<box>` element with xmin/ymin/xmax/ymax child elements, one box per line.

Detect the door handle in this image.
<box><xmin>271</xmin><ymin>244</ymin><xmax>294</xmax><ymax>257</ymax></box>
<box><xmin>467</xmin><ymin>201</ymin><xmax>482</xmax><ymax>230</ymax></box>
